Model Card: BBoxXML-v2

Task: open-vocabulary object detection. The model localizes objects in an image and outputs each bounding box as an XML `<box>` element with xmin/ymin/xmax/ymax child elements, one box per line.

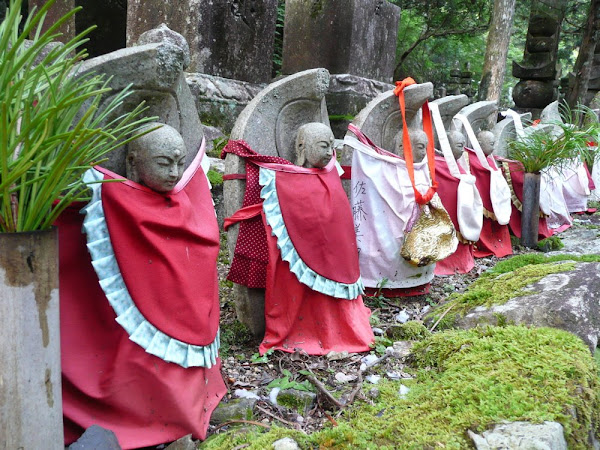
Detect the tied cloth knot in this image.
<box><xmin>394</xmin><ymin>77</ymin><xmax>438</xmax><ymax>205</ymax></box>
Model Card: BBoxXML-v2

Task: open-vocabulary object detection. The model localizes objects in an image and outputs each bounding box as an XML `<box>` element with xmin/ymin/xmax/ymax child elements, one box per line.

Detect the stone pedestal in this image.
<box><xmin>127</xmin><ymin>0</ymin><xmax>278</xmax><ymax>83</ymax></box>
<box><xmin>0</xmin><ymin>228</ymin><xmax>63</xmax><ymax>450</ymax></box>
<box><xmin>282</xmin><ymin>0</ymin><xmax>400</xmax><ymax>83</ymax></box>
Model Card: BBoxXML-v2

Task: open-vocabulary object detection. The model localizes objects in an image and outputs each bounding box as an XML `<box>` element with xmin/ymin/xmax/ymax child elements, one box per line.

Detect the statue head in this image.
<box><xmin>394</xmin><ymin>128</ymin><xmax>428</xmax><ymax>162</ymax></box>
<box><xmin>126</xmin><ymin>123</ymin><xmax>188</xmax><ymax>193</ymax></box>
<box><xmin>447</xmin><ymin>130</ymin><xmax>466</xmax><ymax>160</ymax></box>
<box><xmin>295</xmin><ymin>122</ymin><xmax>335</xmax><ymax>168</ymax></box>
<box><xmin>477</xmin><ymin>130</ymin><xmax>496</xmax><ymax>156</ymax></box>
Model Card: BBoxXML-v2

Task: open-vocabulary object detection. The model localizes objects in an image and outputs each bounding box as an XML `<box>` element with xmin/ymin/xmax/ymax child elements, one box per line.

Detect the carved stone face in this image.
<box><xmin>394</xmin><ymin>128</ymin><xmax>428</xmax><ymax>162</ymax></box>
<box><xmin>126</xmin><ymin>123</ymin><xmax>188</xmax><ymax>193</ymax></box>
<box><xmin>295</xmin><ymin>122</ymin><xmax>334</xmax><ymax>168</ymax></box>
<box><xmin>447</xmin><ymin>130</ymin><xmax>466</xmax><ymax>160</ymax></box>
<box><xmin>478</xmin><ymin>130</ymin><xmax>496</xmax><ymax>156</ymax></box>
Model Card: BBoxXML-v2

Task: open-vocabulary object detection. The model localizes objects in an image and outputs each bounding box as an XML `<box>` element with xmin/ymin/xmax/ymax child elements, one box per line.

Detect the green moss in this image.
<box><xmin>329</xmin><ymin>114</ymin><xmax>356</xmax><ymax>122</ymax></box>
<box><xmin>386</xmin><ymin>321</ymin><xmax>431</xmax><ymax>341</ymax></box>
<box><xmin>537</xmin><ymin>235</ymin><xmax>564</xmax><ymax>252</ymax></box>
<box><xmin>219</xmin><ymin>320</ymin><xmax>254</xmax><ymax>357</ymax></box>
<box><xmin>201</xmin><ymin>326</ymin><xmax>600</xmax><ymax>449</ymax></box>
<box><xmin>207</xmin><ymin>169</ymin><xmax>223</xmax><ymax>187</ymax></box>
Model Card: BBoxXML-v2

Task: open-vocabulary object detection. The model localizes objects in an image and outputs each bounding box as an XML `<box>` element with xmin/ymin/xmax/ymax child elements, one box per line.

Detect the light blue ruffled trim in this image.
<box><xmin>258</xmin><ymin>167</ymin><xmax>364</xmax><ymax>300</ymax></box>
<box><xmin>80</xmin><ymin>168</ymin><xmax>220</xmax><ymax>368</ymax></box>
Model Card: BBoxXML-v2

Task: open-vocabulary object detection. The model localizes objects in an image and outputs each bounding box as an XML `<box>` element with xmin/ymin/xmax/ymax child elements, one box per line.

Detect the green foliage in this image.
<box><xmin>201</xmin><ymin>326</ymin><xmax>600</xmax><ymax>449</ymax></box>
<box><xmin>271</xmin><ymin>0</ymin><xmax>285</xmax><ymax>78</ymax></box>
<box><xmin>537</xmin><ymin>235</ymin><xmax>565</xmax><ymax>252</ymax></box>
<box><xmin>386</xmin><ymin>321</ymin><xmax>431</xmax><ymax>341</ymax></box>
<box><xmin>206</xmin><ymin>136</ymin><xmax>228</xmax><ymax>158</ymax></box>
<box><xmin>0</xmin><ymin>0</ymin><xmax>150</xmax><ymax>232</ymax></box>
<box><xmin>267</xmin><ymin>369</ymin><xmax>315</xmax><ymax>393</ymax></box>
<box><xmin>250</xmin><ymin>348</ymin><xmax>274</xmax><ymax>364</ymax></box>
<box><xmin>508</xmin><ymin>104</ymin><xmax>600</xmax><ymax>173</ymax></box>
<box><xmin>219</xmin><ymin>320</ymin><xmax>254</xmax><ymax>357</ymax></box>
<box><xmin>372</xmin><ymin>335</ymin><xmax>393</xmax><ymax>355</ymax></box>
<box><xmin>206</xmin><ymin>169</ymin><xmax>223</xmax><ymax>187</ymax></box>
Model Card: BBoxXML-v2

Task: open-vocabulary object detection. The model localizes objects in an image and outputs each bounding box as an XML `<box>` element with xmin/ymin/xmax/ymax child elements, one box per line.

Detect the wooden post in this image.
<box><xmin>0</xmin><ymin>228</ymin><xmax>63</xmax><ymax>449</ymax></box>
<box><xmin>521</xmin><ymin>172</ymin><xmax>541</xmax><ymax>248</ymax></box>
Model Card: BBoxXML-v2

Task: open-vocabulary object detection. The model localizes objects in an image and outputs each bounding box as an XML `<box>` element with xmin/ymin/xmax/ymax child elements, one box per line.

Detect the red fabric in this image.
<box><xmin>433</xmin><ymin>154</ymin><xmax>475</xmax><ymax>275</ymax></box>
<box><xmin>340</xmin><ymin>165</ymin><xmax>352</xmax><ymax>179</ymax></box>
<box><xmin>464</xmin><ymin>149</ymin><xmax>513</xmax><ymax>258</ymax></box>
<box><xmin>394</xmin><ymin>78</ymin><xmax>438</xmax><ymax>204</ymax></box>
<box><xmin>275</xmin><ymin>168</ymin><xmax>360</xmax><ymax>284</ymax></box>
<box><xmin>497</xmin><ymin>157</ymin><xmax>552</xmax><ymax>240</ymax></box>
<box><xmin>585</xmin><ymin>163</ymin><xmax>596</xmax><ymax>190</ymax></box>
<box><xmin>99</xmin><ymin>167</ymin><xmax>220</xmax><ymax>346</ymax></box>
<box><xmin>56</xmin><ymin>204</ymin><xmax>226</xmax><ymax>449</ymax></box>
<box><xmin>222</xmin><ymin>140</ymin><xmax>292</xmax><ymax>288</ymax></box>
<box><xmin>363</xmin><ymin>285</ymin><xmax>430</xmax><ymax>298</ymax></box>
<box><xmin>223</xmin><ymin>203</ymin><xmax>263</xmax><ymax>230</ymax></box>
<box><xmin>259</xmin><ymin>213</ymin><xmax>374</xmax><ymax>355</ymax></box>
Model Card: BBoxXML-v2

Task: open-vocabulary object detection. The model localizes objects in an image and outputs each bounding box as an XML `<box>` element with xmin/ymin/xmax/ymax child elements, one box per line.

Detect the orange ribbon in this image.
<box><xmin>393</xmin><ymin>77</ymin><xmax>438</xmax><ymax>205</ymax></box>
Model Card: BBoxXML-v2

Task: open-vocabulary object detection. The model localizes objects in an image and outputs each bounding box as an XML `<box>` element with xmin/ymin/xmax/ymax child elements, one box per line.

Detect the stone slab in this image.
<box><xmin>282</xmin><ymin>0</ymin><xmax>400</xmax><ymax>83</ymax></box>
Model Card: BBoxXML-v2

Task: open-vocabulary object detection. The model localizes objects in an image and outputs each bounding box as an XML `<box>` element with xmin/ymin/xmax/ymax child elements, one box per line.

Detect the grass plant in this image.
<box><xmin>0</xmin><ymin>0</ymin><xmax>150</xmax><ymax>232</ymax></box>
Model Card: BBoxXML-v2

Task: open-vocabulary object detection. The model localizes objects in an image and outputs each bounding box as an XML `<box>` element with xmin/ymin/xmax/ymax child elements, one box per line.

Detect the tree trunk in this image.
<box><xmin>478</xmin><ymin>0</ymin><xmax>517</xmax><ymax>101</ymax></box>
<box><xmin>566</xmin><ymin>0</ymin><xmax>600</xmax><ymax>108</ymax></box>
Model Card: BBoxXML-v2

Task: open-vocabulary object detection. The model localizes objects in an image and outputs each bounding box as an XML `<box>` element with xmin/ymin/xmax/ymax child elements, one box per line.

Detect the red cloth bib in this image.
<box><xmin>273</xmin><ymin>166</ymin><xmax>360</xmax><ymax>284</ymax></box>
<box><xmin>98</xmin><ymin>165</ymin><xmax>220</xmax><ymax>346</ymax></box>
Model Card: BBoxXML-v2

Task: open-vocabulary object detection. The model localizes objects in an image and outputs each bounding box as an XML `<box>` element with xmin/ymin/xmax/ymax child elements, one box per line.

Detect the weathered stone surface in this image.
<box><xmin>327</xmin><ymin>74</ymin><xmax>394</xmax><ymax>138</ymax></box>
<box><xmin>68</xmin><ymin>424</ymin><xmax>121</xmax><ymax>450</ymax></box>
<box><xmin>186</xmin><ymin>73</ymin><xmax>265</xmax><ymax>133</ymax></box>
<box><xmin>137</xmin><ymin>23</ymin><xmax>190</xmax><ymax>69</ymax></box>
<box><xmin>74</xmin><ymin>42</ymin><xmax>203</xmax><ymax>176</ymax></box>
<box><xmin>492</xmin><ymin>112</ymin><xmax>532</xmax><ymax>158</ymax></box>
<box><xmin>209</xmin><ymin>398</ymin><xmax>256</xmax><ymax>425</ymax></box>
<box><xmin>450</xmin><ymin>100</ymin><xmax>498</xmax><ymax>136</ymax></box>
<box><xmin>513</xmin><ymin>79</ymin><xmax>557</xmax><ymax>109</ymax></box>
<box><xmin>29</xmin><ymin>0</ymin><xmax>75</xmax><ymax>42</ymax></box>
<box><xmin>454</xmin><ymin>261</ymin><xmax>600</xmax><ymax>352</ymax></box>
<box><xmin>430</xmin><ymin>95</ymin><xmax>470</xmax><ymax>149</ymax></box>
<box><xmin>340</xmin><ymin>82</ymin><xmax>433</xmax><ymax>196</ymax></box>
<box><xmin>277</xmin><ymin>389</ymin><xmax>317</xmax><ymax>415</ymax></box>
<box><xmin>75</xmin><ymin>0</ymin><xmax>127</xmax><ymax>58</ymax></box>
<box><xmin>468</xmin><ymin>421</ymin><xmax>567</xmax><ymax>450</ymax></box>
<box><xmin>224</xmin><ymin>68</ymin><xmax>331</xmax><ymax>335</ymax></box>
<box><xmin>127</xmin><ymin>0</ymin><xmax>278</xmax><ymax>83</ymax></box>
<box><xmin>164</xmin><ymin>434</ymin><xmax>196</xmax><ymax>450</ymax></box>
<box><xmin>272</xmin><ymin>437</ymin><xmax>301</xmax><ymax>450</ymax></box>
<box><xmin>282</xmin><ymin>0</ymin><xmax>400</xmax><ymax>83</ymax></box>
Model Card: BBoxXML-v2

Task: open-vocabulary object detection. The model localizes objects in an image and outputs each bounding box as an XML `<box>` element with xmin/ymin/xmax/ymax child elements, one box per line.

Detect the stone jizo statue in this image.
<box><xmin>295</xmin><ymin>122</ymin><xmax>335</xmax><ymax>168</ymax></box>
<box><xmin>477</xmin><ymin>130</ymin><xmax>496</xmax><ymax>156</ymax></box>
<box><xmin>126</xmin><ymin>123</ymin><xmax>188</xmax><ymax>192</ymax></box>
<box><xmin>394</xmin><ymin>128</ymin><xmax>428</xmax><ymax>162</ymax></box>
<box><xmin>447</xmin><ymin>130</ymin><xmax>466</xmax><ymax>160</ymax></box>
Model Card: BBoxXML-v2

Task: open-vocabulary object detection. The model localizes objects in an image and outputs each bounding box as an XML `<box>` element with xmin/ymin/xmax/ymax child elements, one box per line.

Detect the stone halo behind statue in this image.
<box><xmin>126</xmin><ymin>122</ymin><xmax>188</xmax><ymax>193</ymax></box>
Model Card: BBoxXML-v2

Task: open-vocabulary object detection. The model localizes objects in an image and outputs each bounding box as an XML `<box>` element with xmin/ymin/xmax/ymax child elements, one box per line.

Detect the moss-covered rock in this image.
<box><xmin>200</xmin><ymin>326</ymin><xmax>600</xmax><ymax>449</ymax></box>
<box><xmin>385</xmin><ymin>321</ymin><xmax>431</xmax><ymax>341</ymax></box>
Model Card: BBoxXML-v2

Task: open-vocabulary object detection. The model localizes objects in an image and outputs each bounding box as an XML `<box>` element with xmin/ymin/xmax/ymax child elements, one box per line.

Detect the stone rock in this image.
<box><xmin>282</xmin><ymin>0</ymin><xmax>400</xmax><ymax>83</ymax></box>
<box><xmin>165</xmin><ymin>434</ymin><xmax>196</xmax><ymax>450</ymax></box>
<box><xmin>68</xmin><ymin>425</ymin><xmax>121</xmax><ymax>450</ymax></box>
<box><xmin>513</xmin><ymin>80</ymin><xmax>557</xmax><ymax>109</ymax></box>
<box><xmin>430</xmin><ymin>95</ymin><xmax>470</xmax><ymax>149</ymax></box>
<box><xmin>468</xmin><ymin>421</ymin><xmax>567</xmax><ymax>450</ymax></box>
<box><xmin>326</xmin><ymin>74</ymin><xmax>393</xmax><ymax>138</ymax></box>
<box><xmin>74</xmin><ymin>42</ymin><xmax>204</xmax><ymax>176</ymax></box>
<box><xmin>224</xmin><ymin>68</ymin><xmax>331</xmax><ymax>336</ymax></box>
<box><xmin>492</xmin><ymin>112</ymin><xmax>532</xmax><ymax>158</ymax></box>
<box><xmin>137</xmin><ymin>23</ymin><xmax>191</xmax><ymax>69</ymax></box>
<box><xmin>186</xmin><ymin>73</ymin><xmax>265</xmax><ymax>133</ymax></box>
<box><xmin>551</xmin><ymin>221</ymin><xmax>600</xmax><ymax>255</ymax></box>
<box><xmin>453</xmin><ymin>261</ymin><xmax>600</xmax><ymax>352</ymax></box>
<box><xmin>209</xmin><ymin>397</ymin><xmax>257</xmax><ymax>425</ymax></box>
<box><xmin>385</xmin><ymin>341</ymin><xmax>414</xmax><ymax>359</ymax></box>
<box><xmin>127</xmin><ymin>0</ymin><xmax>278</xmax><ymax>83</ymax></box>
<box><xmin>272</xmin><ymin>437</ymin><xmax>301</xmax><ymax>450</ymax></box>
<box><xmin>277</xmin><ymin>389</ymin><xmax>317</xmax><ymax>415</ymax></box>
<box><xmin>450</xmin><ymin>100</ymin><xmax>498</xmax><ymax>138</ymax></box>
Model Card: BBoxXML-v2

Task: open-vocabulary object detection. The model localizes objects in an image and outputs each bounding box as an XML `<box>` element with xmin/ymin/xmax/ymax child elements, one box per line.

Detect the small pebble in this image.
<box><xmin>398</xmin><ymin>384</ymin><xmax>410</xmax><ymax>399</ymax></box>
<box><xmin>395</xmin><ymin>310</ymin><xmax>410</xmax><ymax>323</ymax></box>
